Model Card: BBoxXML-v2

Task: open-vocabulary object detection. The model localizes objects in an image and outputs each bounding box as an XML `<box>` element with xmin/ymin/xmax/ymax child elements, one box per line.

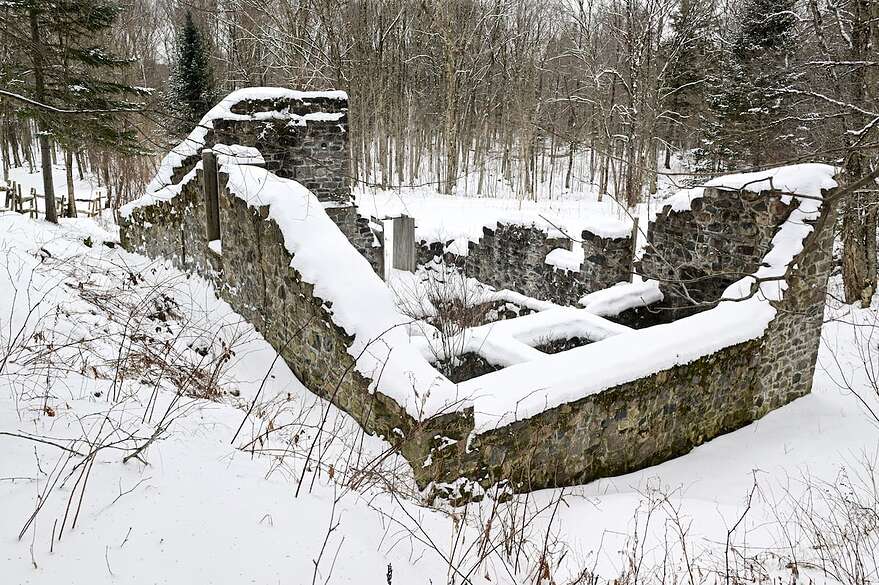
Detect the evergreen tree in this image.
<box><xmin>663</xmin><ymin>0</ymin><xmax>719</xmax><ymax>167</ymax></box>
<box><xmin>1</xmin><ymin>0</ymin><xmax>149</xmax><ymax>222</ymax></box>
<box><xmin>168</xmin><ymin>12</ymin><xmax>216</xmax><ymax>133</ymax></box>
<box><xmin>701</xmin><ymin>0</ymin><xmax>798</xmax><ymax>169</ymax></box>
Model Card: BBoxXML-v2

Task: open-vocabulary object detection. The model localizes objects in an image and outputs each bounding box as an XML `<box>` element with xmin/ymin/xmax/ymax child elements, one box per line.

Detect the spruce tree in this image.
<box><xmin>702</xmin><ymin>0</ymin><xmax>798</xmax><ymax>169</ymax></box>
<box><xmin>664</xmin><ymin>0</ymin><xmax>718</xmax><ymax>167</ymax></box>
<box><xmin>168</xmin><ymin>12</ymin><xmax>216</xmax><ymax>134</ymax></box>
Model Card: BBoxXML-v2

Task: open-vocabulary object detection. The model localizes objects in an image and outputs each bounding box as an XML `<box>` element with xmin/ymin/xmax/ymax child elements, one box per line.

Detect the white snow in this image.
<box><xmin>211</xmin><ymin>143</ymin><xmax>265</xmax><ymax>167</ymax></box>
<box><xmin>457</xmin><ymin>307</ymin><xmax>632</xmax><ymax>367</ymax></box>
<box><xmin>284</xmin><ymin>111</ymin><xmax>346</xmax><ymax>126</ymax></box>
<box><xmin>579</xmin><ymin>280</ymin><xmax>664</xmax><ymax>316</ymax></box>
<box><xmin>545</xmin><ymin>243</ymin><xmax>584</xmax><ymax>271</ymax></box>
<box><xmin>354</xmin><ymin>186</ymin><xmax>632</xmax><ymax>249</ymax></box>
<box><xmin>704</xmin><ymin>162</ymin><xmax>838</xmax><ymax>200</ymax></box>
<box><xmin>663</xmin><ymin>186</ymin><xmax>705</xmax><ymax>213</ymax></box>
<box><xmin>661</xmin><ymin>163</ymin><xmax>838</xmax><ymax>213</ymax></box>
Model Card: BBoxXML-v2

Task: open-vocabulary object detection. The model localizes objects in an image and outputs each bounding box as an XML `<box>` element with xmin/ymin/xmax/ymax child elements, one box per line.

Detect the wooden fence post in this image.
<box><xmin>3</xmin><ymin>181</ymin><xmax>14</xmax><ymax>209</ymax></box>
<box><xmin>202</xmin><ymin>149</ymin><xmax>220</xmax><ymax>242</ymax></box>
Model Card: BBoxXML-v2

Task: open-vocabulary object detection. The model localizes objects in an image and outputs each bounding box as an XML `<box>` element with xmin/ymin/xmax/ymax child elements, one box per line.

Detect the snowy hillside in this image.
<box><xmin>1</xmin><ymin>209</ymin><xmax>877</xmax><ymax>584</ymax></box>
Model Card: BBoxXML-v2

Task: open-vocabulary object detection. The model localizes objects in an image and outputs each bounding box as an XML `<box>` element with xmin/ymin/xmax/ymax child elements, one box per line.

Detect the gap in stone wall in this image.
<box><xmin>533</xmin><ymin>336</ymin><xmax>593</xmax><ymax>354</ymax></box>
<box><xmin>438</xmin><ymin>353</ymin><xmax>504</xmax><ymax>384</ymax></box>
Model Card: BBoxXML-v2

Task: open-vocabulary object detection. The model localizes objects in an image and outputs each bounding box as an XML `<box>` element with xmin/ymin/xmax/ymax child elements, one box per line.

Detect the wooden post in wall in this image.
<box><xmin>392</xmin><ymin>215</ymin><xmax>416</xmax><ymax>272</ymax></box>
<box><xmin>202</xmin><ymin>149</ymin><xmax>220</xmax><ymax>242</ymax></box>
<box><xmin>381</xmin><ymin>214</ymin><xmax>416</xmax><ymax>280</ymax></box>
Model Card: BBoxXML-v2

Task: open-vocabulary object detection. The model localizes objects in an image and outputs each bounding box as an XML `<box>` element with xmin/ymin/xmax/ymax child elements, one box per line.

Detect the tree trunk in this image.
<box><xmin>65</xmin><ymin>149</ymin><xmax>77</xmax><ymax>218</ymax></box>
<box><xmin>29</xmin><ymin>7</ymin><xmax>57</xmax><ymax>223</ymax></box>
<box><xmin>840</xmin><ymin>0</ymin><xmax>876</xmax><ymax>307</ymax></box>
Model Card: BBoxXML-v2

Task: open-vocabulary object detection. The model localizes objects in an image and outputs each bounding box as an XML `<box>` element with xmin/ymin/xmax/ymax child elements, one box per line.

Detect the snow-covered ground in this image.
<box><xmin>1</xmin><ymin>209</ymin><xmax>877</xmax><ymax>584</ymax></box>
<box><xmin>354</xmin><ymin>184</ymin><xmax>635</xmax><ymax>247</ymax></box>
<box><xmin>352</xmin><ymin>151</ymin><xmax>693</xmax><ymax>250</ymax></box>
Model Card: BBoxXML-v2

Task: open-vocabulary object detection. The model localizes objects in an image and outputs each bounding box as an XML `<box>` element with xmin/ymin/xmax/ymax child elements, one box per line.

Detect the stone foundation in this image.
<box><xmin>120</xmin><ymin>88</ymin><xmax>834</xmax><ymax>501</ymax></box>
<box><xmin>639</xmin><ymin>188</ymin><xmax>795</xmax><ymax>311</ymax></box>
<box><xmin>120</xmin><ymin>164</ymin><xmax>834</xmax><ymax>499</ymax></box>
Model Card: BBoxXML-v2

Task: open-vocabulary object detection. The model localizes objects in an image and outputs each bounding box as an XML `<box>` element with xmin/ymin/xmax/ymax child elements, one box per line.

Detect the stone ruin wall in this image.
<box><xmin>119</xmin><ymin>91</ymin><xmax>835</xmax><ymax>499</ymax></box>
<box><xmin>420</xmin><ymin>195</ymin><xmax>835</xmax><ymax>495</ymax></box>
<box><xmin>414</xmin><ymin>224</ymin><xmax>634</xmax><ymax>306</ymax></box>
<box><xmin>120</xmin><ymin>169</ymin><xmax>462</xmax><ymax>470</ymax></box>
<box><xmin>212</xmin><ymin>95</ymin><xmax>350</xmax><ymax>204</ymax></box>
<box><xmin>638</xmin><ymin>188</ymin><xmax>796</xmax><ymax>312</ymax></box>
<box><xmin>375</xmin><ymin>187</ymin><xmax>799</xmax><ymax>314</ymax></box>
<box><xmin>161</xmin><ymin>94</ymin><xmax>379</xmax><ymax>266</ymax></box>
<box><xmin>120</xmin><ymin>161</ymin><xmax>835</xmax><ymax>499</ymax></box>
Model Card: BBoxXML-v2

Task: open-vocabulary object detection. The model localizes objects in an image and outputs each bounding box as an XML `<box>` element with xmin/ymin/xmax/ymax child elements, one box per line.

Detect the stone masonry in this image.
<box><xmin>120</xmin><ymin>88</ymin><xmax>836</xmax><ymax>500</ymax></box>
<box><xmin>120</xmin><ymin>162</ymin><xmax>836</xmax><ymax>499</ymax></box>
<box><xmin>212</xmin><ymin>94</ymin><xmax>350</xmax><ymax>203</ymax></box>
<box><xmin>162</xmin><ymin>92</ymin><xmax>373</xmax><ymax>253</ymax></box>
<box><xmin>638</xmin><ymin>188</ymin><xmax>795</xmax><ymax>311</ymax></box>
<box><xmin>416</xmin><ymin>196</ymin><xmax>836</xmax><ymax>496</ymax></box>
<box><xmin>415</xmin><ymin>223</ymin><xmax>634</xmax><ymax>306</ymax></box>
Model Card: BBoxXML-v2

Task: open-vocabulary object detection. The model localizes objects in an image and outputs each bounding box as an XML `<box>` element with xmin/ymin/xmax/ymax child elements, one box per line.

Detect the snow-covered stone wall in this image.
<box><xmin>119</xmin><ymin>89</ymin><xmax>838</xmax><ymax>501</ymax></box>
<box><xmin>211</xmin><ymin>94</ymin><xmax>350</xmax><ymax>203</ymax></box>
<box><xmin>120</xmin><ymin>161</ymin><xmax>836</xmax><ymax>501</ymax></box>
<box><xmin>120</xmin><ymin>165</ymin><xmax>465</xmax><ymax>466</ymax></box>
<box><xmin>638</xmin><ymin>186</ymin><xmax>797</xmax><ymax>315</ymax></box>
<box><xmin>421</xmin><ymin>195</ymin><xmax>836</xmax><ymax>495</ymax></box>
<box><xmin>416</xmin><ymin>223</ymin><xmax>634</xmax><ymax>306</ymax></box>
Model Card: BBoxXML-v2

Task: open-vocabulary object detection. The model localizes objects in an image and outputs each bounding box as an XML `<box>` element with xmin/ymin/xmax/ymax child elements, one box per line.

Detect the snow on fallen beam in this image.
<box><xmin>461</xmin><ymin>163</ymin><xmax>838</xmax><ymax>433</ymax></box>
<box><xmin>579</xmin><ymin>280</ymin><xmax>664</xmax><ymax>317</ymax></box>
<box><xmin>219</xmin><ymin>162</ymin><xmax>460</xmax><ymax>420</ymax></box>
<box><xmin>461</xmin><ymin>297</ymin><xmax>777</xmax><ymax>432</ymax></box>
<box><xmin>465</xmin><ymin>308</ymin><xmax>631</xmax><ymax>366</ymax></box>
<box><xmin>120</xmin><ymin>87</ymin><xmax>347</xmax><ymax>218</ymax></box>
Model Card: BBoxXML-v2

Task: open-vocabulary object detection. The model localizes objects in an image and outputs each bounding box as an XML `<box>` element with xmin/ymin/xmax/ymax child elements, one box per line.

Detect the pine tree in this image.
<box><xmin>1</xmin><ymin>0</ymin><xmax>149</xmax><ymax>222</ymax></box>
<box><xmin>168</xmin><ymin>12</ymin><xmax>216</xmax><ymax>134</ymax></box>
<box><xmin>702</xmin><ymin>0</ymin><xmax>798</xmax><ymax>169</ymax></box>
